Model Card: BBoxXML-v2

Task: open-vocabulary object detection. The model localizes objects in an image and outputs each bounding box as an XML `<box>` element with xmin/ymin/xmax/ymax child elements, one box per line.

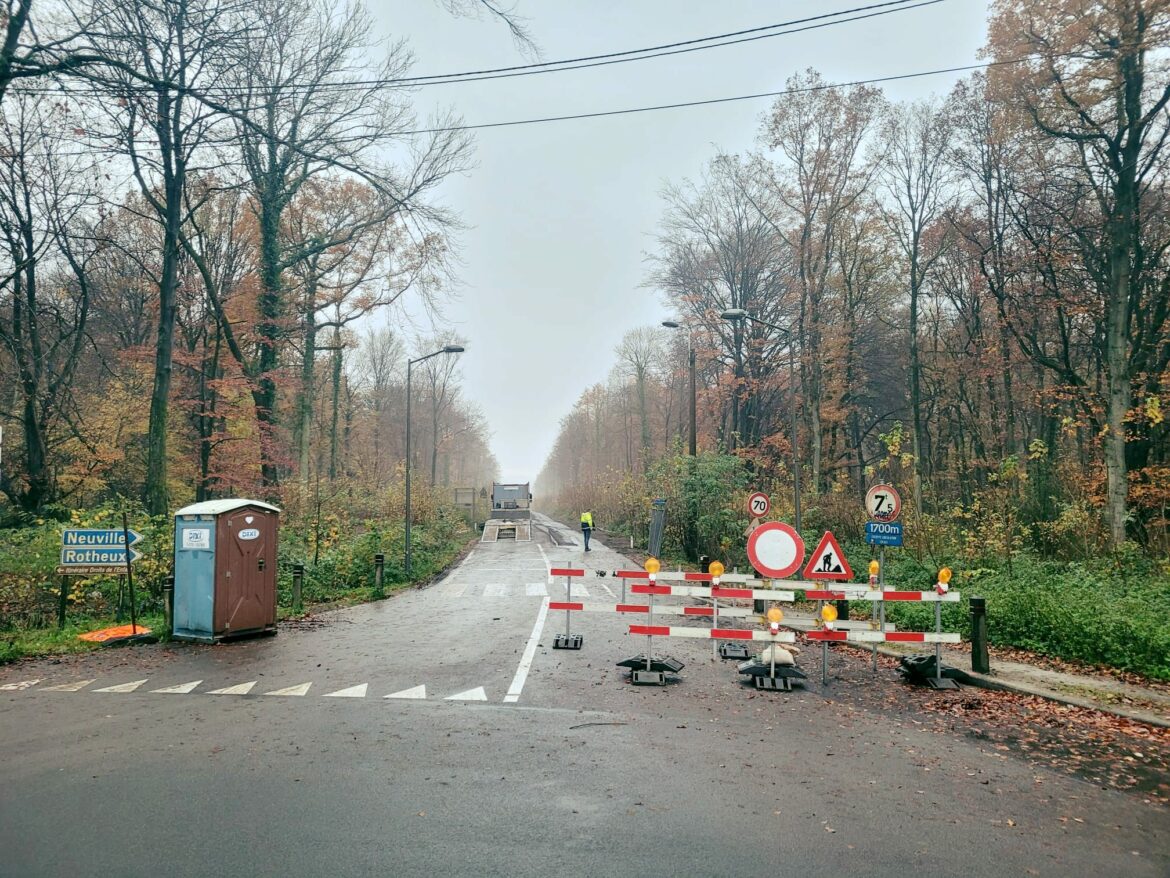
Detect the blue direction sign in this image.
<box><xmin>865</xmin><ymin>521</ymin><xmax>903</xmax><ymax>547</ymax></box>
<box><xmin>60</xmin><ymin>545</ymin><xmax>143</xmax><ymax>566</ymax></box>
<box><xmin>62</xmin><ymin>528</ymin><xmax>143</xmax><ymax>547</ymax></box>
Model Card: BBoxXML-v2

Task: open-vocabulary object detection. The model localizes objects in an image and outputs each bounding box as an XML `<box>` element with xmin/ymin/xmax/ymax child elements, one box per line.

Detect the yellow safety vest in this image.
<box><xmin>581</xmin><ymin>512</ymin><xmax>593</xmax><ymax>527</ymax></box>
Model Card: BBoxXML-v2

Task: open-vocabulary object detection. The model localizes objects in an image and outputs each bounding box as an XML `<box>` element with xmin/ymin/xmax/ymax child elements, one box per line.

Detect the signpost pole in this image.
<box><xmin>121</xmin><ymin>511</ymin><xmax>138</xmax><ymax>635</ymax></box>
<box><xmin>57</xmin><ymin>574</ymin><xmax>68</xmax><ymax>629</ymax></box>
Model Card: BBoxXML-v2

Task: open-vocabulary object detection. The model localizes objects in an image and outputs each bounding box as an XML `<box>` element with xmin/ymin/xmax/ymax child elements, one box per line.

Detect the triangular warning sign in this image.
<box><xmin>802</xmin><ymin>531</ymin><xmax>854</xmax><ymax>581</ymax></box>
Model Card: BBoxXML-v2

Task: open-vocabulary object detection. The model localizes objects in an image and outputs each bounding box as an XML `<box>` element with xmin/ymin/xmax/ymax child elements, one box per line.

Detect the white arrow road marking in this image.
<box><xmin>385</xmin><ymin>685</ymin><xmax>426</xmax><ymax>700</ymax></box>
<box><xmin>93</xmin><ymin>679</ymin><xmax>147</xmax><ymax>693</ymax></box>
<box><xmin>207</xmin><ymin>681</ymin><xmax>255</xmax><ymax>695</ymax></box>
<box><xmin>266</xmin><ymin>682</ymin><xmax>312</xmax><ymax>696</ymax></box>
<box><xmin>41</xmin><ymin>679</ymin><xmax>95</xmax><ymax>692</ymax></box>
<box><xmin>323</xmin><ymin>684</ymin><xmax>367</xmax><ymax>698</ymax></box>
<box><xmin>483</xmin><ymin>583</ymin><xmax>507</xmax><ymax>597</ymax></box>
<box><xmin>0</xmin><ymin>679</ymin><xmax>40</xmax><ymax>690</ymax></box>
<box><xmin>525</xmin><ymin>583</ymin><xmax>547</xmax><ymax>596</ymax></box>
<box><xmin>569</xmin><ymin>585</ymin><xmax>590</xmax><ymax>598</ymax></box>
<box><xmin>446</xmin><ymin>687</ymin><xmax>487</xmax><ymax>701</ymax></box>
<box><xmin>152</xmin><ymin>681</ymin><xmax>202</xmax><ymax>694</ymax></box>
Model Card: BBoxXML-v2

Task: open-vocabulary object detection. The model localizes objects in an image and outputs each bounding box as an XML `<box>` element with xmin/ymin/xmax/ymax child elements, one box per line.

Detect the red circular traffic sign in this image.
<box><xmin>865</xmin><ymin>484</ymin><xmax>901</xmax><ymax>523</ymax></box>
<box><xmin>746</xmin><ymin>491</ymin><xmax>770</xmax><ymax>519</ymax></box>
<box><xmin>746</xmin><ymin>521</ymin><xmax>805</xmax><ymax>579</ymax></box>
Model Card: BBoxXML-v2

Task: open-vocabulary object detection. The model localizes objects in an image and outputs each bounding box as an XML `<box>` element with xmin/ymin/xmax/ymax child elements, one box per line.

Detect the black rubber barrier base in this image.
<box><xmin>553</xmin><ymin>634</ymin><xmax>583</xmax><ymax>650</ymax></box>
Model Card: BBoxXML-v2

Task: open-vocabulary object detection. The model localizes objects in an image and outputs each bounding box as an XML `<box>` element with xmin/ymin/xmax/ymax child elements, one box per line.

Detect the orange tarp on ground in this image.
<box><xmin>78</xmin><ymin>624</ymin><xmax>151</xmax><ymax>643</ymax></box>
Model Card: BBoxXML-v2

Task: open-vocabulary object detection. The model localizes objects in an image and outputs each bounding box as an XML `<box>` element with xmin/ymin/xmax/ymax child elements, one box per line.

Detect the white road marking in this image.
<box><xmin>41</xmin><ymin>679</ymin><xmax>95</xmax><ymax>692</ymax></box>
<box><xmin>323</xmin><ymin>684</ymin><xmax>368</xmax><ymax>698</ymax></box>
<box><xmin>207</xmin><ymin>681</ymin><xmax>255</xmax><ymax>695</ymax></box>
<box><xmin>568</xmin><ymin>584</ymin><xmax>590</xmax><ymax>598</ymax></box>
<box><xmin>0</xmin><ymin>679</ymin><xmax>40</xmax><ymax>690</ymax></box>
<box><xmin>385</xmin><ymin>685</ymin><xmax>427</xmax><ymax>700</ymax></box>
<box><xmin>266</xmin><ymin>682</ymin><xmax>312</xmax><ymax>696</ymax></box>
<box><xmin>525</xmin><ymin>582</ymin><xmax>547</xmax><ymax>596</ymax></box>
<box><xmin>152</xmin><ymin>680</ymin><xmax>202</xmax><ymax>694</ymax></box>
<box><xmin>483</xmin><ymin>583</ymin><xmax>507</xmax><ymax>597</ymax></box>
<box><xmin>504</xmin><ymin>596</ymin><xmax>550</xmax><ymax>704</ymax></box>
<box><xmin>93</xmin><ymin>679</ymin><xmax>147</xmax><ymax>693</ymax></box>
<box><xmin>446</xmin><ymin>686</ymin><xmax>487</xmax><ymax>701</ymax></box>
<box><xmin>595</xmin><ymin>580</ymin><xmax>616</xmax><ymax>598</ymax></box>
<box><xmin>536</xmin><ymin>542</ymin><xmax>551</xmax><ymax>568</ymax></box>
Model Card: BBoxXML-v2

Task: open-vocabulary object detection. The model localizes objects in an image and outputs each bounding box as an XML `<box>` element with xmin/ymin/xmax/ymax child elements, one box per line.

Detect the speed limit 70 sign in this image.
<box><xmin>747</xmin><ymin>491</ymin><xmax>770</xmax><ymax>518</ymax></box>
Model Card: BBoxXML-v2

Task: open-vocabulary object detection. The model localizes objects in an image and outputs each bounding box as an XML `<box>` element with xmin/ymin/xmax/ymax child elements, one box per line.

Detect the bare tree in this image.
<box><xmin>877</xmin><ymin>98</ymin><xmax>955</xmax><ymax>514</ymax></box>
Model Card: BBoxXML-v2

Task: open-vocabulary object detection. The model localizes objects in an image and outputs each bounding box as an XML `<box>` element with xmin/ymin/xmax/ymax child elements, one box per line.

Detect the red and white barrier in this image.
<box><xmin>806</xmin><ymin>630</ymin><xmax>960</xmax><ymax>644</ymax></box>
<box><xmin>629</xmin><ymin>583</ymin><xmax>796</xmax><ymax>602</ymax></box>
<box><xmin>629</xmin><ymin>624</ymin><xmax>795</xmax><ymax>643</ymax></box>
<box><xmin>549</xmin><ymin>601</ymin><xmax>753</xmax><ymax>619</ymax></box>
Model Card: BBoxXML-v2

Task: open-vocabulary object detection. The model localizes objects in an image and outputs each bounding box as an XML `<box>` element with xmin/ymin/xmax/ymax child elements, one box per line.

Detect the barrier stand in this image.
<box><xmin>928</xmin><ymin>568</ymin><xmax>958</xmax><ymax>689</ymax></box>
<box><xmin>819</xmin><ymin>603</ymin><xmax>838</xmax><ymax>685</ymax></box>
<box><xmin>616</xmin><ymin>557</ymin><xmax>684</xmax><ymax>685</ymax></box>
<box><xmin>551</xmin><ymin>567</ymin><xmax>584</xmax><ymax>649</ymax></box>
<box><xmin>868</xmin><ymin>560</ymin><xmax>880</xmax><ymax>672</ymax></box>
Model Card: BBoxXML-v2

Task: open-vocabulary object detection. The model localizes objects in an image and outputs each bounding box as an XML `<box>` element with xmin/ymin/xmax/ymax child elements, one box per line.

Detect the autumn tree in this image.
<box><xmin>987</xmin><ymin>0</ymin><xmax>1170</xmax><ymax>545</ymax></box>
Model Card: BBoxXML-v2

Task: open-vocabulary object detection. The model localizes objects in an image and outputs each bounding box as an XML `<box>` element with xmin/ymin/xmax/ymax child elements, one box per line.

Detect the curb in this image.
<box><xmin>861</xmin><ymin>643</ymin><xmax>1170</xmax><ymax>730</ymax></box>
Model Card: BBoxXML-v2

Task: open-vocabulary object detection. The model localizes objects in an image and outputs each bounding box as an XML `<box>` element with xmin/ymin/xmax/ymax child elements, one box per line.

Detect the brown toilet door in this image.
<box><xmin>218</xmin><ymin>509</ymin><xmax>272</xmax><ymax>633</ymax></box>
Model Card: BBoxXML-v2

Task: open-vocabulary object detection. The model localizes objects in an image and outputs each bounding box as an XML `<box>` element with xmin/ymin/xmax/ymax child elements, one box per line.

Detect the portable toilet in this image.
<box><xmin>172</xmin><ymin>499</ymin><xmax>280</xmax><ymax>642</ymax></box>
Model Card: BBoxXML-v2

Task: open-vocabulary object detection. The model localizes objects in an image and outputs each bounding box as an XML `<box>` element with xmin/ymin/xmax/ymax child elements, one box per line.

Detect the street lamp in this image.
<box><xmin>661</xmin><ymin>320</ymin><xmax>697</xmax><ymax>456</ymax></box>
<box><xmin>405</xmin><ymin>343</ymin><xmax>465</xmax><ymax>577</ymax></box>
<box><xmin>720</xmin><ymin>309</ymin><xmax>801</xmax><ymax>533</ymax></box>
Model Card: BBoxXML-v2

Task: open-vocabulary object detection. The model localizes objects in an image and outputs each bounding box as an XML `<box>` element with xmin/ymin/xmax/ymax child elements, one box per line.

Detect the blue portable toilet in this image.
<box><xmin>173</xmin><ymin>499</ymin><xmax>280</xmax><ymax>642</ymax></box>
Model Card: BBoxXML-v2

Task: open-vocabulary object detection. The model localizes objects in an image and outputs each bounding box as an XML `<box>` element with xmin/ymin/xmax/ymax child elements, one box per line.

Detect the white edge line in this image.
<box><xmin>504</xmin><ymin>596</ymin><xmax>549</xmax><ymax>703</ymax></box>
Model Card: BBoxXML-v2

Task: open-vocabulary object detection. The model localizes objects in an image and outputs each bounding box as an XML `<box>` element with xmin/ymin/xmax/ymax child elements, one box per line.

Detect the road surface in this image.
<box><xmin>2</xmin><ymin>514</ymin><xmax>1166</xmax><ymax>877</ymax></box>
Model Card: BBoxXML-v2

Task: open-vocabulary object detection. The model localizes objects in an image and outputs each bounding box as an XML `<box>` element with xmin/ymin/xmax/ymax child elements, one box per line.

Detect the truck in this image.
<box><xmin>490</xmin><ymin>482</ymin><xmax>532</xmax><ymax>520</ymax></box>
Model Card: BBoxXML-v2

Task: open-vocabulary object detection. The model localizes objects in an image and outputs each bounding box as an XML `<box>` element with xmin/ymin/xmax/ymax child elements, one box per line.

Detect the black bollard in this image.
<box><xmin>835</xmin><ymin>599</ymin><xmax>849</xmax><ymax>626</ymax></box>
<box><xmin>292</xmin><ymin>563</ymin><xmax>304</xmax><ymax>614</ymax></box>
<box><xmin>373</xmin><ymin>553</ymin><xmax>385</xmax><ymax>599</ymax></box>
<box><xmin>163</xmin><ymin>575</ymin><xmax>175</xmax><ymax>636</ymax></box>
<box><xmin>970</xmin><ymin>596</ymin><xmax>989</xmax><ymax>673</ymax></box>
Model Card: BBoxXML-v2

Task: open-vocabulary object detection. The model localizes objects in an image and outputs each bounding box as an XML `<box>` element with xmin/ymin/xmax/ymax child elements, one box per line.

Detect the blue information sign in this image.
<box><xmin>865</xmin><ymin>521</ymin><xmax>903</xmax><ymax>547</ymax></box>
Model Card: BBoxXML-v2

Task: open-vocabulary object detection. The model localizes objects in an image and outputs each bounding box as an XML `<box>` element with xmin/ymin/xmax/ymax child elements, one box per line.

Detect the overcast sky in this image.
<box><xmin>370</xmin><ymin>1</ymin><xmax>990</xmax><ymax>484</ymax></box>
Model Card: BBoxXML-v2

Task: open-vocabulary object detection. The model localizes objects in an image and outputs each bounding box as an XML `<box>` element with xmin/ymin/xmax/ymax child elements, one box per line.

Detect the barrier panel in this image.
<box><xmin>568</xmin><ymin>563</ymin><xmax>963</xmax><ymax>692</ymax></box>
<box><xmin>549</xmin><ymin>567</ymin><xmax>585</xmax><ymax>649</ymax></box>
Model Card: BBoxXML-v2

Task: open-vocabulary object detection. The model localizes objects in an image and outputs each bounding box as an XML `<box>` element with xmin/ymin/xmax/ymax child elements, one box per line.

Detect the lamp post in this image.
<box><xmin>661</xmin><ymin>320</ymin><xmax>697</xmax><ymax>456</ymax></box>
<box><xmin>720</xmin><ymin>309</ymin><xmax>801</xmax><ymax>533</ymax></box>
<box><xmin>406</xmin><ymin>344</ymin><xmax>465</xmax><ymax>577</ymax></box>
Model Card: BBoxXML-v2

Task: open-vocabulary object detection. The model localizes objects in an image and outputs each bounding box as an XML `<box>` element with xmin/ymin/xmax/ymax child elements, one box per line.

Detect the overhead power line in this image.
<box><xmin>17</xmin><ymin>0</ymin><xmax>951</xmax><ymax>98</ymax></box>
<box><xmin>392</xmin><ymin>59</ymin><xmax>1031</xmax><ymax>136</ymax></box>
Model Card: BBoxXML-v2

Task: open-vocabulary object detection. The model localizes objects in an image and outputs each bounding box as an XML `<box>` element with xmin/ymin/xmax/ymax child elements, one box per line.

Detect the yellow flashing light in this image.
<box><xmin>938</xmin><ymin>567</ymin><xmax>953</xmax><ymax>585</ymax></box>
<box><xmin>821</xmin><ymin>604</ymin><xmax>839</xmax><ymax>623</ymax></box>
<box><xmin>708</xmin><ymin>560</ymin><xmax>725</xmax><ymax>578</ymax></box>
<box><xmin>644</xmin><ymin>557</ymin><xmax>661</xmax><ymax>575</ymax></box>
<box><xmin>868</xmin><ymin>560</ymin><xmax>880</xmax><ymax>576</ymax></box>
<box><xmin>766</xmin><ymin>607</ymin><xmax>784</xmax><ymax>623</ymax></box>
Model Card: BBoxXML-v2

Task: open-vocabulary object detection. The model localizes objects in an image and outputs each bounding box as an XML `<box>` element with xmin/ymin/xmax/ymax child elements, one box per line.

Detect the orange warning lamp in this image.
<box><xmin>766</xmin><ymin>607</ymin><xmax>784</xmax><ymax>623</ymax></box>
<box><xmin>936</xmin><ymin>566</ymin><xmax>952</xmax><ymax>595</ymax></box>
<box><xmin>645</xmin><ymin>556</ymin><xmax>661</xmax><ymax>581</ymax></box>
<box><xmin>708</xmin><ymin>560</ymin><xmax>725</xmax><ymax>579</ymax></box>
<box><xmin>820</xmin><ymin>604</ymin><xmax>838</xmax><ymax>623</ymax></box>
<box><xmin>868</xmin><ymin>559</ymin><xmax>880</xmax><ymax>587</ymax></box>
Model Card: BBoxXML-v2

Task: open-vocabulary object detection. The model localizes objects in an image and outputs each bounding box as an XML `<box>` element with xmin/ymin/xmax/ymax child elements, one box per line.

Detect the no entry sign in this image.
<box><xmin>746</xmin><ymin>521</ymin><xmax>804</xmax><ymax>579</ymax></box>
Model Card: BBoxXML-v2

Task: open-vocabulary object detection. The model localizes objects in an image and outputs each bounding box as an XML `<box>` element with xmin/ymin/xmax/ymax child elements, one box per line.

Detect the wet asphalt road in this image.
<box><xmin>2</xmin><ymin>514</ymin><xmax>1167</xmax><ymax>877</ymax></box>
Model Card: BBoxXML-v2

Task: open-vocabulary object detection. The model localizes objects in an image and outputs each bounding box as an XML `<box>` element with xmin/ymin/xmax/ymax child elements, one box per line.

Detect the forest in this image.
<box><xmin>0</xmin><ymin>0</ymin><xmax>506</xmax><ymax>652</ymax></box>
<box><xmin>535</xmin><ymin>2</ymin><xmax>1170</xmax><ymax>677</ymax></box>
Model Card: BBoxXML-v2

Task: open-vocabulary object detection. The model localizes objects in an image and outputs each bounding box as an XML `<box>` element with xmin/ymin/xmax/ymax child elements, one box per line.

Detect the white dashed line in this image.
<box><xmin>152</xmin><ymin>680</ymin><xmax>202</xmax><ymax>694</ymax></box>
<box><xmin>323</xmin><ymin>684</ymin><xmax>368</xmax><ymax>698</ymax></box>
<box><xmin>504</xmin><ymin>596</ymin><xmax>550</xmax><ymax>704</ymax></box>
<box><xmin>266</xmin><ymin>682</ymin><xmax>313</xmax><ymax>696</ymax></box>
<box><xmin>446</xmin><ymin>686</ymin><xmax>487</xmax><ymax>701</ymax></box>
<box><xmin>525</xmin><ymin>582</ymin><xmax>547</xmax><ymax>596</ymax></box>
<box><xmin>385</xmin><ymin>685</ymin><xmax>427</xmax><ymax>700</ymax></box>
<box><xmin>207</xmin><ymin>681</ymin><xmax>255</xmax><ymax>695</ymax></box>
<box><xmin>93</xmin><ymin>679</ymin><xmax>147</xmax><ymax>693</ymax></box>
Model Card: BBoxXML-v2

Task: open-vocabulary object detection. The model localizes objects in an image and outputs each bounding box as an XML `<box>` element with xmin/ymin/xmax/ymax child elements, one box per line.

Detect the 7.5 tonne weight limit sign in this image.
<box><xmin>865</xmin><ymin>484</ymin><xmax>901</xmax><ymax>523</ymax></box>
<box><xmin>747</xmin><ymin>521</ymin><xmax>805</xmax><ymax>579</ymax></box>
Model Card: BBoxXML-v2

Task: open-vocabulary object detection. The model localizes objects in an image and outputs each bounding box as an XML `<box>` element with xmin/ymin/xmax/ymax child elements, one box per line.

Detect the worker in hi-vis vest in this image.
<box><xmin>580</xmin><ymin>511</ymin><xmax>594</xmax><ymax>552</ymax></box>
